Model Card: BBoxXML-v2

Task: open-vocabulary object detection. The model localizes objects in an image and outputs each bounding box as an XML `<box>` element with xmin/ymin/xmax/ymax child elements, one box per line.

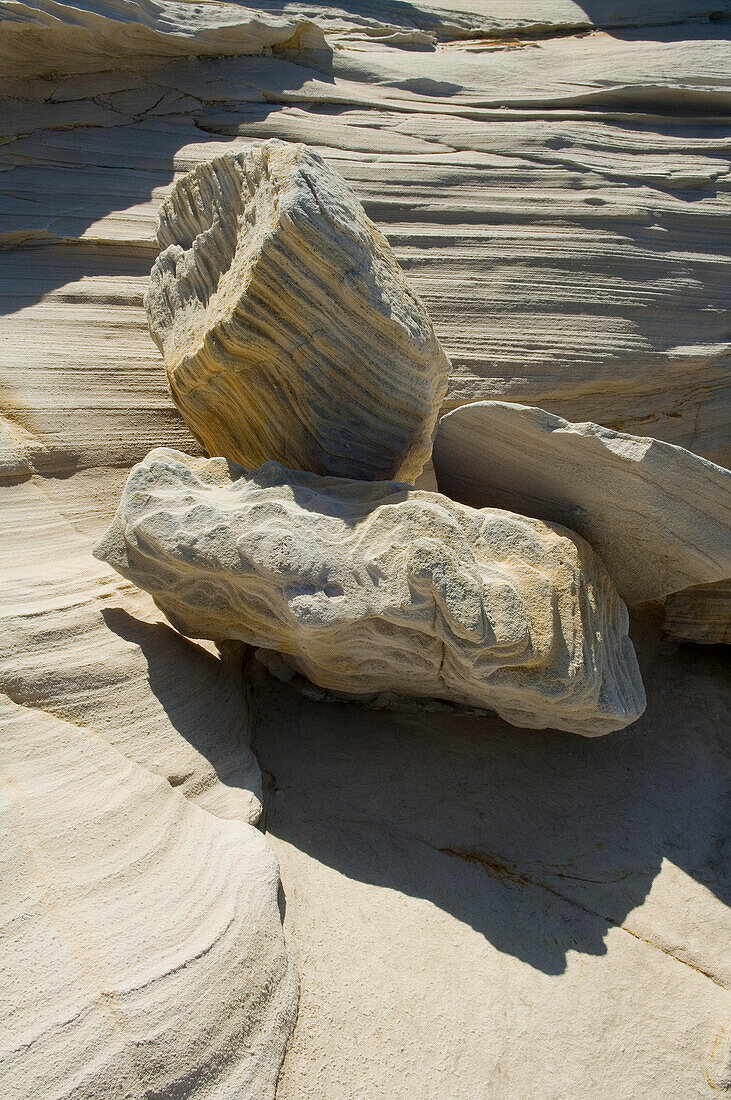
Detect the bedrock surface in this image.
<box><xmin>0</xmin><ymin>695</ymin><xmax>298</xmax><ymax>1100</ymax></box>
<box><xmin>255</xmin><ymin>604</ymin><xmax>731</xmax><ymax>1099</ymax></box>
<box><xmin>2</xmin><ymin>19</ymin><xmax>730</xmax><ymax>472</ymax></box>
<box><xmin>1</xmin><ymin>3</ymin><xmax>730</xmax><ymax>1096</ymax></box>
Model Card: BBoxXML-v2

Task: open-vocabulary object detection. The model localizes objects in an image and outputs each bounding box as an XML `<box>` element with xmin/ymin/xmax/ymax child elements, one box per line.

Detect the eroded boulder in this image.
<box><xmin>93</xmin><ymin>448</ymin><xmax>645</xmax><ymax>736</ymax></box>
<box><xmin>433</xmin><ymin>401</ymin><xmax>731</xmax><ymax>606</ymax></box>
<box><xmin>145</xmin><ymin>141</ymin><xmax>450</xmax><ymax>483</ymax></box>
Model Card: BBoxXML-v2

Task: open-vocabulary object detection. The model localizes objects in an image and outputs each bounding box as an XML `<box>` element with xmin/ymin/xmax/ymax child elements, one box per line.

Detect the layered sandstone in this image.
<box><xmin>146</xmin><ymin>142</ymin><xmax>450</xmax><ymax>482</ymax></box>
<box><xmin>664</xmin><ymin>580</ymin><xmax>731</xmax><ymax>645</ymax></box>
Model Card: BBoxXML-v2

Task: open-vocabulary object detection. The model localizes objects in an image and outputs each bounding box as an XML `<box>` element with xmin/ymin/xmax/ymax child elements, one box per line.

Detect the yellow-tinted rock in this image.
<box><xmin>146</xmin><ymin>141</ymin><xmax>450</xmax><ymax>483</ymax></box>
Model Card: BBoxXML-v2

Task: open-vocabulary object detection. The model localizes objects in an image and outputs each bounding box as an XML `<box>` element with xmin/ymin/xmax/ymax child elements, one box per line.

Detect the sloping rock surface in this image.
<box><xmin>433</xmin><ymin>401</ymin><xmax>731</xmax><ymax>605</ymax></box>
<box><xmin>1</xmin><ymin>2</ymin><xmax>730</xmax><ymax>1096</ymax></box>
<box><xmin>2</xmin><ymin>21</ymin><xmax>730</xmax><ymax>465</ymax></box>
<box><xmin>0</xmin><ymin>696</ymin><xmax>298</xmax><ymax>1100</ymax></box>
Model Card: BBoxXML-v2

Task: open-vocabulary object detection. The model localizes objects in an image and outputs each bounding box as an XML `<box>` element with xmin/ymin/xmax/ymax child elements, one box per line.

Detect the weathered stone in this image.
<box><xmin>433</xmin><ymin>401</ymin><xmax>731</xmax><ymax>605</ymax></box>
<box><xmin>145</xmin><ymin>141</ymin><xmax>450</xmax><ymax>483</ymax></box>
<box><xmin>94</xmin><ymin>447</ymin><xmax>645</xmax><ymax>736</ymax></box>
<box><xmin>664</xmin><ymin>580</ymin><xmax>731</xmax><ymax>645</ymax></box>
<box><xmin>4</xmin><ymin>14</ymin><xmax>731</xmax><ymax>1095</ymax></box>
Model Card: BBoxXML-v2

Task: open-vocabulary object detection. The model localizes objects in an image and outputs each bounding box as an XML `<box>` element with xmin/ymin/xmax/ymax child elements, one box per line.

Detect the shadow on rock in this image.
<box><xmin>252</xmin><ymin>605</ymin><xmax>729</xmax><ymax>975</ymax></box>
<box><xmin>100</xmin><ymin>606</ymin><xmax>260</xmax><ymax>806</ymax></box>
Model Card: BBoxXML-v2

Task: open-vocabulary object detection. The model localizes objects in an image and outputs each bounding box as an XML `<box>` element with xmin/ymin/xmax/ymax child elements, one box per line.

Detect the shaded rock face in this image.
<box><xmin>664</xmin><ymin>580</ymin><xmax>731</xmax><ymax>645</ymax></box>
<box><xmin>433</xmin><ymin>401</ymin><xmax>731</xmax><ymax>606</ymax></box>
<box><xmin>146</xmin><ymin>141</ymin><xmax>450</xmax><ymax>483</ymax></box>
<box><xmin>93</xmin><ymin>448</ymin><xmax>645</xmax><ymax>736</ymax></box>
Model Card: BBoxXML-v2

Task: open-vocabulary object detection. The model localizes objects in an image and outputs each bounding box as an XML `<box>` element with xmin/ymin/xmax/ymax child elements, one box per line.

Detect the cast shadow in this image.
<box><xmin>0</xmin><ymin>50</ymin><xmax>335</xmax><ymax>316</ymax></box>
<box><xmin>252</xmin><ymin>606</ymin><xmax>729</xmax><ymax>975</ymax></box>
<box><xmin>100</xmin><ymin>605</ymin><xmax>259</xmax><ymax>799</ymax></box>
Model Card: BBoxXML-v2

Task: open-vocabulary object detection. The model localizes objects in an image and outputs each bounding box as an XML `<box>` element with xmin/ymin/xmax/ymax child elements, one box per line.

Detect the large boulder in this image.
<box><xmin>433</xmin><ymin>401</ymin><xmax>731</xmax><ymax>605</ymax></box>
<box><xmin>145</xmin><ymin>141</ymin><xmax>450</xmax><ymax>483</ymax></box>
<box><xmin>93</xmin><ymin>448</ymin><xmax>645</xmax><ymax>736</ymax></box>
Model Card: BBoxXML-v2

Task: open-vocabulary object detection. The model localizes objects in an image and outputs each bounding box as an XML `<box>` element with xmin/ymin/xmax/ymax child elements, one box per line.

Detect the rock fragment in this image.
<box><xmin>433</xmin><ymin>401</ymin><xmax>731</xmax><ymax>605</ymax></box>
<box><xmin>94</xmin><ymin>447</ymin><xmax>646</xmax><ymax>736</ymax></box>
<box><xmin>145</xmin><ymin>141</ymin><xmax>450</xmax><ymax>483</ymax></box>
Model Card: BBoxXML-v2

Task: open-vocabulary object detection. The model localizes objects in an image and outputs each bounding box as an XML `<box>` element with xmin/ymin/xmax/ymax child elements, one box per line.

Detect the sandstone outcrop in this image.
<box><xmin>433</xmin><ymin>401</ymin><xmax>731</xmax><ymax>606</ymax></box>
<box><xmin>664</xmin><ymin>580</ymin><xmax>731</xmax><ymax>645</ymax></box>
<box><xmin>0</xmin><ymin>695</ymin><xmax>298</xmax><ymax>1100</ymax></box>
<box><xmin>0</xmin><ymin>480</ymin><xmax>264</xmax><ymax>825</ymax></box>
<box><xmin>145</xmin><ymin>141</ymin><xmax>450</xmax><ymax>483</ymax></box>
<box><xmin>4</xmin><ymin>7</ymin><xmax>731</xmax><ymax>1096</ymax></box>
<box><xmin>93</xmin><ymin>447</ymin><xmax>645</xmax><ymax>736</ymax></box>
<box><xmin>0</xmin><ymin>1</ymin><xmax>327</xmax><ymax>81</ymax></box>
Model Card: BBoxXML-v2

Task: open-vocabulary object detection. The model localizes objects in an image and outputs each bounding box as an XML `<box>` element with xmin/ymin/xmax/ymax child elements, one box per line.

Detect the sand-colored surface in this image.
<box><xmin>1</xmin><ymin>2</ymin><xmax>729</xmax><ymax>1095</ymax></box>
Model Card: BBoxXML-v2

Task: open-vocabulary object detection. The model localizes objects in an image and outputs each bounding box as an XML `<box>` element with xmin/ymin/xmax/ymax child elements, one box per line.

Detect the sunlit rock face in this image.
<box><xmin>433</xmin><ymin>401</ymin><xmax>731</xmax><ymax>606</ymax></box>
<box><xmin>145</xmin><ymin>141</ymin><xmax>450</xmax><ymax>484</ymax></box>
<box><xmin>94</xmin><ymin>447</ymin><xmax>645</xmax><ymax>736</ymax></box>
<box><xmin>0</xmin><ymin>695</ymin><xmax>299</xmax><ymax>1100</ymax></box>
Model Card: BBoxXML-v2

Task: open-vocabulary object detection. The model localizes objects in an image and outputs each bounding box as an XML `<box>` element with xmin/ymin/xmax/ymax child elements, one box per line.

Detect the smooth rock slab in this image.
<box><xmin>94</xmin><ymin>448</ymin><xmax>645</xmax><ymax>736</ymax></box>
<box><xmin>433</xmin><ymin>401</ymin><xmax>731</xmax><ymax>606</ymax></box>
<box><xmin>146</xmin><ymin>140</ymin><xmax>450</xmax><ymax>483</ymax></box>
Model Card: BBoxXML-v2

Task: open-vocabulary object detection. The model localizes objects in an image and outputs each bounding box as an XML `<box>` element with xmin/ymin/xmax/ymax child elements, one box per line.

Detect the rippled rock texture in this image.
<box><xmin>94</xmin><ymin>448</ymin><xmax>645</xmax><ymax>736</ymax></box>
<box><xmin>1</xmin><ymin>695</ymin><xmax>298</xmax><ymax>1100</ymax></box>
<box><xmin>434</xmin><ymin>401</ymin><xmax>731</xmax><ymax>606</ymax></box>
<box><xmin>146</xmin><ymin>141</ymin><xmax>450</xmax><ymax>482</ymax></box>
<box><xmin>3</xmin><ymin>3</ymin><xmax>731</xmax><ymax>1095</ymax></box>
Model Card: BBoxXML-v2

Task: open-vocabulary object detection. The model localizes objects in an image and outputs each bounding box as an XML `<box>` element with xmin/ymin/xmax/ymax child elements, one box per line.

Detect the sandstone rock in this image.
<box><xmin>145</xmin><ymin>141</ymin><xmax>450</xmax><ymax>483</ymax></box>
<box><xmin>0</xmin><ymin>695</ymin><xmax>298</xmax><ymax>1100</ymax></box>
<box><xmin>664</xmin><ymin>580</ymin><xmax>731</xmax><ymax>645</ymax></box>
<box><xmin>0</xmin><ymin>414</ymin><xmax>50</xmax><ymax>483</ymax></box>
<box><xmin>0</xmin><ymin>480</ymin><xmax>264</xmax><ymax>825</ymax></box>
<box><xmin>93</xmin><ymin>447</ymin><xmax>645</xmax><ymax>736</ymax></box>
<box><xmin>0</xmin><ymin>1</ymin><xmax>327</xmax><ymax>81</ymax></box>
<box><xmin>4</xmin><ymin>11</ymin><xmax>731</xmax><ymax>1095</ymax></box>
<box><xmin>433</xmin><ymin>401</ymin><xmax>731</xmax><ymax>606</ymax></box>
